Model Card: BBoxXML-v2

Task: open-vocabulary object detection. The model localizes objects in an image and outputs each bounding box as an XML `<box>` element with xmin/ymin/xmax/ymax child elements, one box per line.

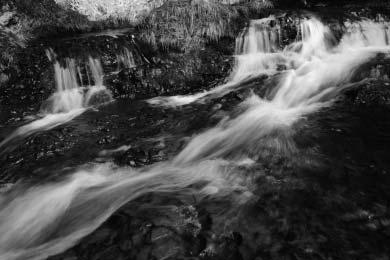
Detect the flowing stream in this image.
<box><xmin>0</xmin><ymin>15</ymin><xmax>390</xmax><ymax>260</ymax></box>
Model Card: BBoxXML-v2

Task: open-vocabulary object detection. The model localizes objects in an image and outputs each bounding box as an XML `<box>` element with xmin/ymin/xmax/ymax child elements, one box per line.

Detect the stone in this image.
<box><xmin>136</xmin><ymin>246</ymin><xmax>151</xmax><ymax>260</ymax></box>
<box><xmin>119</xmin><ymin>239</ymin><xmax>133</xmax><ymax>251</ymax></box>
<box><xmin>83</xmin><ymin>228</ymin><xmax>114</xmax><ymax>246</ymax></box>
<box><xmin>151</xmin><ymin>227</ymin><xmax>174</xmax><ymax>242</ymax></box>
<box><xmin>92</xmin><ymin>246</ymin><xmax>125</xmax><ymax>260</ymax></box>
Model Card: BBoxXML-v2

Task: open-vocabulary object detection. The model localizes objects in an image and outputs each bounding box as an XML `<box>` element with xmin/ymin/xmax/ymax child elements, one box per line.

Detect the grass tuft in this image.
<box><xmin>138</xmin><ymin>0</ymin><xmax>274</xmax><ymax>52</ymax></box>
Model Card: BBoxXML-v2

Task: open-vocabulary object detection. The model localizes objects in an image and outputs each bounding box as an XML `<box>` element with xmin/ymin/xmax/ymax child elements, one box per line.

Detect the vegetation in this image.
<box><xmin>1</xmin><ymin>0</ymin><xmax>91</xmax><ymax>38</ymax></box>
<box><xmin>0</xmin><ymin>0</ymin><xmax>143</xmax><ymax>85</ymax></box>
<box><xmin>0</xmin><ymin>0</ymin><xmax>275</xmax><ymax>84</ymax></box>
<box><xmin>1</xmin><ymin>0</ymin><xmax>388</xmax><ymax>84</ymax></box>
<box><xmin>138</xmin><ymin>0</ymin><xmax>274</xmax><ymax>51</ymax></box>
<box><xmin>0</xmin><ymin>0</ymin><xmax>87</xmax><ymax>84</ymax></box>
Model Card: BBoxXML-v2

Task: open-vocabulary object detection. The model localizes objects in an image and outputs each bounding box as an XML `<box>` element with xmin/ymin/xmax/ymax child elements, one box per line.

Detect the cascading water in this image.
<box><xmin>116</xmin><ymin>47</ymin><xmax>136</xmax><ymax>69</ymax></box>
<box><xmin>231</xmin><ymin>16</ymin><xmax>284</xmax><ymax>82</ymax></box>
<box><xmin>42</xmin><ymin>56</ymin><xmax>83</xmax><ymax>114</ymax></box>
<box><xmin>42</xmin><ymin>51</ymin><xmax>110</xmax><ymax>112</ymax></box>
<box><xmin>148</xmin><ymin>15</ymin><xmax>288</xmax><ymax>106</ymax></box>
<box><xmin>0</xmin><ymin>51</ymin><xmax>112</xmax><ymax>150</ymax></box>
<box><xmin>148</xmin><ymin>16</ymin><xmax>390</xmax><ymax>107</ymax></box>
<box><xmin>0</xmin><ymin>16</ymin><xmax>390</xmax><ymax>260</ymax></box>
<box><xmin>235</xmin><ymin>16</ymin><xmax>281</xmax><ymax>55</ymax></box>
<box><xmin>340</xmin><ymin>19</ymin><xmax>390</xmax><ymax>49</ymax></box>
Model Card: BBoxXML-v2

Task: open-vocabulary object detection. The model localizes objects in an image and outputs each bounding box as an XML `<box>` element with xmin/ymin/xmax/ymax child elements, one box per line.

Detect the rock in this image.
<box><xmin>349</xmin><ymin>82</ymin><xmax>390</xmax><ymax>106</ymax></box>
<box><xmin>83</xmin><ymin>228</ymin><xmax>114</xmax><ymax>246</ymax></box>
<box><xmin>132</xmin><ymin>222</ymin><xmax>153</xmax><ymax>246</ymax></box>
<box><xmin>212</xmin><ymin>103</ymin><xmax>222</xmax><ymax>111</ymax></box>
<box><xmin>0</xmin><ymin>11</ymin><xmax>15</xmax><ymax>27</ymax></box>
<box><xmin>151</xmin><ymin>228</ymin><xmax>182</xmax><ymax>259</ymax></box>
<box><xmin>114</xmin><ymin>148</ymin><xmax>152</xmax><ymax>167</ymax></box>
<box><xmin>151</xmin><ymin>227</ymin><xmax>174</xmax><ymax>242</ymax></box>
<box><xmin>91</xmin><ymin>246</ymin><xmax>125</xmax><ymax>260</ymax></box>
<box><xmin>0</xmin><ymin>73</ymin><xmax>8</xmax><ymax>85</ymax></box>
<box><xmin>63</xmin><ymin>257</ymin><xmax>77</xmax><ymax>260</ymax></box>
<box><xmin>136</xmin><ymin>246</ymin><xmax>152</xmax><ymax>260</ymax></box>
<box><xmin>47</xmin><ymin>250</ymin><xmax>78</xmax><ymax>260</ymax></box>
<box><xmin>177</xmin><ymin>206</ymin><xmax>202</xmax><ymax>237</ymax></box>
<box><xmin>119</xmin><ymin>239</ymin><xmax>133</xmax><ymax>251</ymax></box>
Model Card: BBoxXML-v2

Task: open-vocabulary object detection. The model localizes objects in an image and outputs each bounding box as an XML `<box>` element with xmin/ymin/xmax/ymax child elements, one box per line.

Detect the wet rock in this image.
<box><xmin>63</xmin><ymin>257</ymin><xmax>77</xmax><ymax>260</ymax></box>
<box><xmin>349</xmin><ymin>82</ymin><xmax>390</xmax><ymax>106</ymax></box>
<box><xmin>151</xmin><ymin>227</ymin><xmax>174</xmax><ymax>242</ymax></box>
<box><xmin>151</xmin><ymin>232</ymin><xmax>182</xmax><ymax>259</ymax></box>
<box><xmin>91</xmin><ymin>246</ymin><xmax>125</xmax><ymax>260</ymax></box>
<box><xmin>0</xmin><ymin>11</ymin><xmax>16</xmax><ymax>27</ymax></box>
<box><xmin>97</xmin><ymin>135</ymin><xmax>117</xmax><ymax>145</ymax></box>
<box><xmin>119</xmin><ymin>239</ymin><xmax>133</xmax><ymax>251</ymax></box>
<box><xmin>136</xmin><ymin>246</ymin><xmax>152</xmax><ymax>260</ymax></box>
<box><xmin>114</xmin><ymin>147</ymin><xmax>159</xmax><ymax>166</ymax></box>
<box><xmin>86</xmin><ymin>90</ymin><xmax>113</xmax><ymax>107</ymax></box>
<box><xmin>0</xmin><ymin>73</ymin><xmax>8</xmax><ymax>85</ymax></box>
<box><xmin>48</xmin><ymin>250</ymin><xmax>78</xmax><ymax>260</ymax></box>
<box><xmin>83</xmin><ymin>228</ymin><xmax>115</xmax><ymax>246</ymax></box>
<box><xmin>206</xmin><ymin>232</ymin><xmax>244</xmax><ymax>260</ymax></box>
<box><xmin>178</xmin><ymin>206</ymin><xmax>202</xmax><ymax>237</ymax></box>
<box><xmin>131</xmin><ymin>221</ymin><xmax>153</xmax><ymax>247</ymax></box>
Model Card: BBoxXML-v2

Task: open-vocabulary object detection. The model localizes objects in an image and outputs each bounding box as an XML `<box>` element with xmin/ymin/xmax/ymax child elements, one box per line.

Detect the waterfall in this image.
<box><xmin>235</xmin><ymin>16</ymin><xmax>280</xmax><ymax>55</ymax></box>
<box><xmin>88</xmin><ymin>56</ymin><xmax>104</xmax><ymax>86</ymax></box>
<box><xmin>0</xmin><ymin>51</ymin><xmax>112</xmax><ymax>150</ymax></box>
<box><xmin>148</xmin><ymin>16</ymin><xmax>286</xmax><ymax>107</ymax></box>
<box><xmin>43</xmin><ymin>57</ymin><xmax>84</xmax><ymax>114</ymax></box>
<box><xmin>116</xmin><ymin>47</ymin><xmax>136</xmax><ymax>69</ymax></box>
<box><xmin>230</xmin><ymin>16</ymin><xmax>284</xmax><ymax>82</ymax></box>
<box><xmin>42</xmin><ymin>51</ymin><xmax>111</xmax><ymax>114</ymax></box>
<box><xmin>0</xmin><ymin>16</ymin><xmax>390</xmax><ymax>260</ymax></box>
<box><xmin>149</xmin><ymin>16</ymin><xmax>390</xmax><ymax>107</ymax></box>
<box><xmin>340</xmin><ymin>19</ymin><xmax>390</xmax><ymax>49</ymax></box>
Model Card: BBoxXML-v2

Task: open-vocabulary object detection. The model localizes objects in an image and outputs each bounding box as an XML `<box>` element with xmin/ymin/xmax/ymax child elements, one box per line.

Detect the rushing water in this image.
<box><xmin>149</xmin><ymin>16</ymin><xmax>390</xmax><ymax>107</ymax></box>
<box><xmin>0</xmin><ymin>15</ymin><xmax>390</xmax><ymax>260</ymax></box>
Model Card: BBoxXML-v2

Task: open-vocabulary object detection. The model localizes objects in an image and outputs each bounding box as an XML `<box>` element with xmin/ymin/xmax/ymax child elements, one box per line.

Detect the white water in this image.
<box><xmin>0</xmin><ymin>52</ymin><xmax>112</xmax><ymax>150</ymax></box>
<box><xmin>148</xmin><ymin>16</ymin><xmax>286</xmax><ymax>107</ymax></box>
<box><xmin>1</xmin><ymin>16</ymin><xmax>390</xmax><ymax>260</ymax></box>
<box><xmin>148</xmin><ymin>17</ymin><xmax>390</xmax><ymax>108</ymax></box>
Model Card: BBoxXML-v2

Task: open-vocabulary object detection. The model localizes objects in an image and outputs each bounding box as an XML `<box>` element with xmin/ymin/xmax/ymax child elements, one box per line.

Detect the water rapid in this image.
<box><xmin>148</xmin><ymin>16</ymin><xmax>390</xmax><ymax>107</ymax></box>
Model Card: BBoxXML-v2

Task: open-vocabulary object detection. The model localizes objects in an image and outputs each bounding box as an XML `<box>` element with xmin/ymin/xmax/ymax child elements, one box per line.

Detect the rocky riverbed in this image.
<box><xmin>1</xmin><ymin>1</ymin><xmax>390</xmax><ymax>260</ymax></box>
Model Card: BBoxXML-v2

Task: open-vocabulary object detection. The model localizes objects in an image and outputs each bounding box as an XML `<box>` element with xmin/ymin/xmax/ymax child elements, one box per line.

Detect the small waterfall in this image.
<box><xmin>149</xmin><ymin>16</ymin><xmax>285</xmax><ymax>107</ymax></box>
<box><xmin>235</xmin><ymin>16</ymin><xmax>281</xmax><ymax>55</ymax></box>
<box><xmin>42</xmin><ymin>50</ymin><xmax>111</xmax><ymax>114</ymax></box>
<box><xmin>288</xmin><ymin>17</ymin><xmax>333</xmax><ymax>56</ymax></box>
<box><xmin>45</xmin><ymin>58</ymin><xmax>83</xmax><ymax>114</ymax></box>
<box><xmin>116</xmin><ymin>47</ymin><xmax>136</xmax><ymax>69</ymax></box>
<box><xmin>230</xmin><ymin>16</ymin><xmax>285</xmax><ymax>82</ymax></box>
<box><xmin>149</xmin><ymin>16</ymin><xmax>390</xmax><ymax>108</ymax></box>
<box><xmin>0</xmin><ymin>51</ymin><xmax>112</xmax><ymax>150</ymax></box>
<box><xmin>340</xmin><ymin>19</ymin><xmax>390</xmax><ymax>49</ymax></box>
<box><xmin>88</xmin><ymin>56</ymin><xmax>104</xmax><ymax>86</ymax></box>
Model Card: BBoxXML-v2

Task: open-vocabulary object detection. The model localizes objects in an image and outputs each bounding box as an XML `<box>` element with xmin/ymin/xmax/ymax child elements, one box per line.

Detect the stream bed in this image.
<box><xmin>1</xmin><ymin>7</ymin><xmax>390</xmax><ymax>260</ymax></box>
